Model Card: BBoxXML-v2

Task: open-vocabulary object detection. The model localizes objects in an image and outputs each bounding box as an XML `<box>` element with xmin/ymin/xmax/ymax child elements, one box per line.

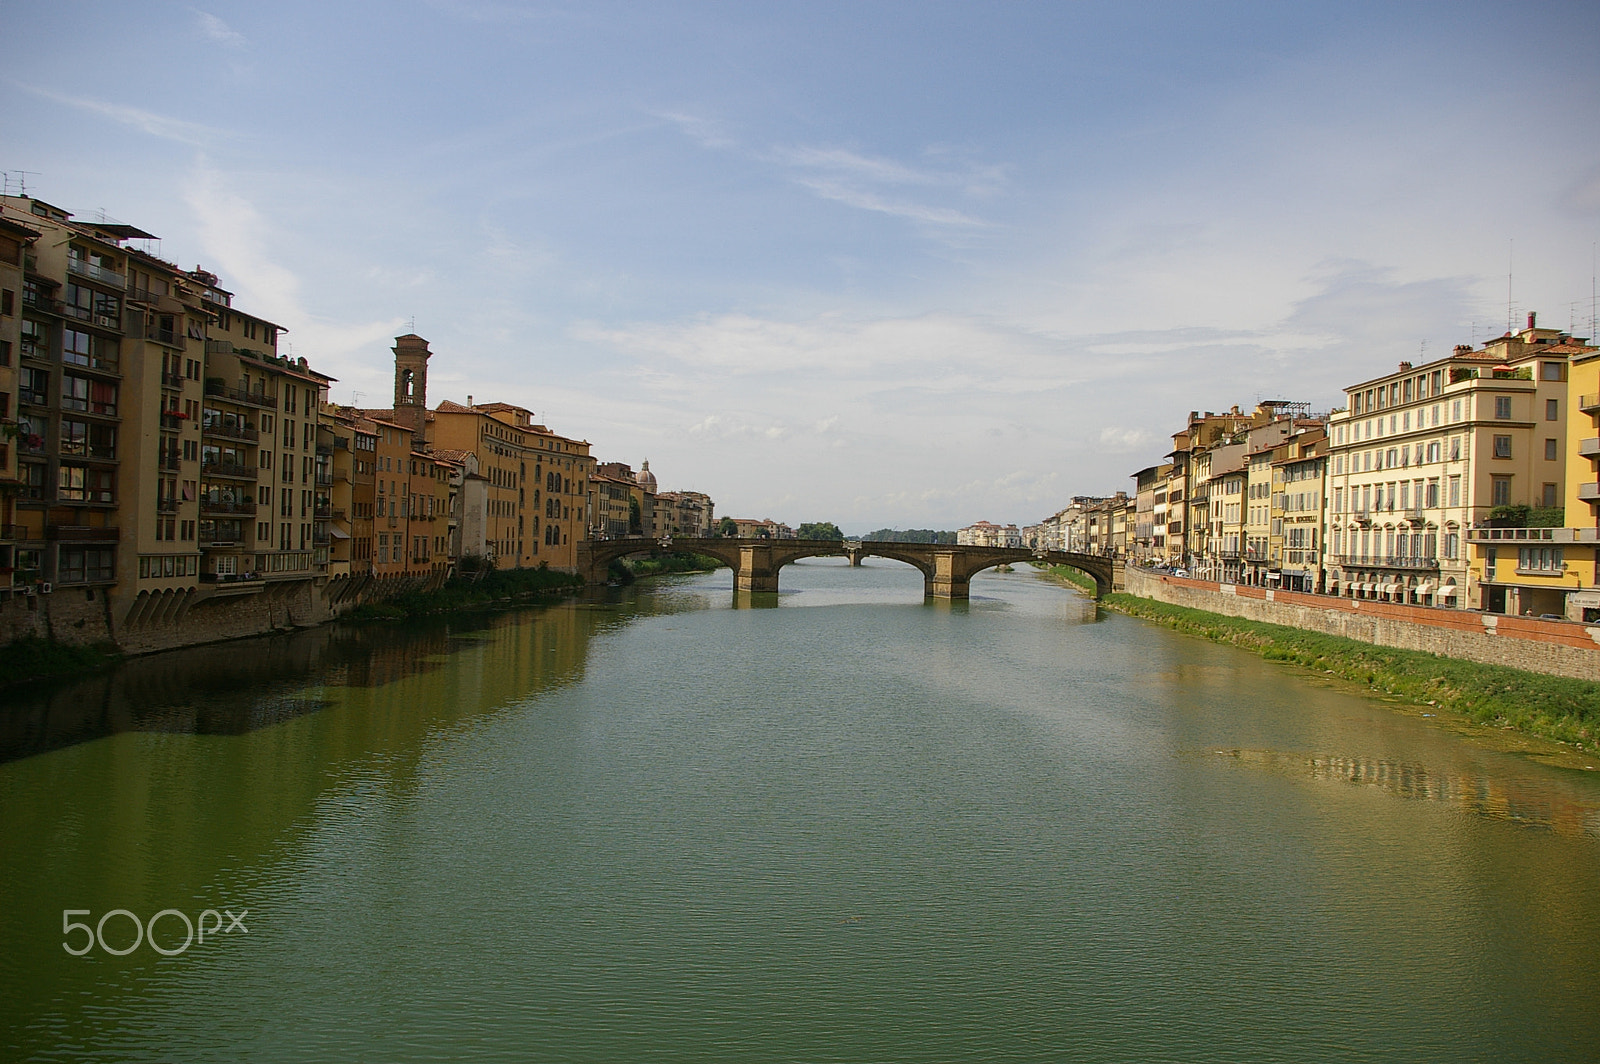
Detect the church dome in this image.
<box><xmin>635</xmin><ymin>460</ymin><xmax>657</xmax><ymax>493</ymax></box>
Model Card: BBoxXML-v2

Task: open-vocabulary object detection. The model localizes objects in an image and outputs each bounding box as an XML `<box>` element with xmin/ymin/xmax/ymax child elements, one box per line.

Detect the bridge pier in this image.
<box><xmin>926</xmin><ymin>550</ymin><xmax>970</xmax><ymax>599</ymax></box>
<box><xmin>736</xmin><ymin>544</ymin><xmax>780</xmax><ymax>593</ymax></box>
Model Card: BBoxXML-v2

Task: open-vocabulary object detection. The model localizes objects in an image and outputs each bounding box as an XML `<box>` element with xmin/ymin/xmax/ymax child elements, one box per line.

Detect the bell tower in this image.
<box><xmin>393</xmin><ymin>333</ymin><xmax>431</xmax><ymax>440</ymax></box>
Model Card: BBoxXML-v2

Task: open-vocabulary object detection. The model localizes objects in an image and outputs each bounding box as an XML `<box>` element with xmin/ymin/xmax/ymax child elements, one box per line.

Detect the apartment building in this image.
<box><xmin>591</xmin><ymin>460</ymin><xmax>653</xmax><ymax>539</ymax></box>
<box><xmin>654</xmin><ymin>490</ymin><xmax>715</xmax><ymax>538</ymax></box>
<box><xmin>1467</xmin><ymin>331</ymin><xmax>1600</xmax><ymax>619</ymax></box>
<box><xmin>1271</xmin><ymin>430</ymin><xmax>1326</xmax><ymax>593</ymax></box>
<box><xmin>0</xmin><ymin>216</ymin><xmax>39</xmax><ymax>591</ymax></box>
<box><xmin>1325</xmin><ymin>318</ymin><xmax>1587</xmax><ymax>609</ymax></box>
<box><xmin>731</xmin><ymin>518</ymin><xmax>796</xmax><ymax>539</ymax></box>
<box><xmin>956</xmin><ymin>521</ymin><xmax>1020</xmax><ymax>547</ymax></box>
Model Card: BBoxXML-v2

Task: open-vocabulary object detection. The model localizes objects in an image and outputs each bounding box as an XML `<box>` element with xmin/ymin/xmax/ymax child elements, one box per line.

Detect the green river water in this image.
<box><xmin>2</xmin><ymin>559</ymin><xmax>1598</xmax><ymax>1062</ymax></box>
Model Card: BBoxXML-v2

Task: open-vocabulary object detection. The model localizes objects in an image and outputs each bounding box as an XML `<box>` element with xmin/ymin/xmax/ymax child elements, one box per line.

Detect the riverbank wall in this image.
<box><xmin>1123</xmin><ymin>567</ymin><xmax>1600</xmax><ymax>681</ymax></box>
<box><xmin>0</xmin><ymin>571</ymin><xmax>444</xmax><ymax>659</ymax></box>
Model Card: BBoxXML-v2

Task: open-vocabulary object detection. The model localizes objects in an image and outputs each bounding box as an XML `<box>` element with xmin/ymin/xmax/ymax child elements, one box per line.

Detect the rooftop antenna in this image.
<box><xmin>352</xmin><ymin>390</ymin><xmax>366</xmax><ymax>406</ymax></box>
<box><xmin>407</xmin><ymin>315</ymin><xmax>416</xmax><ymax>334</ymax></box>
<box><xmin>2</xmin><ymin>170</ymin><xmax>40</xmax><ymax>196</ymax></box>
<box><xmin>1507</xmin><ymin>238</ymin><xmax>1515</xmax><ymax>334</ymax></box>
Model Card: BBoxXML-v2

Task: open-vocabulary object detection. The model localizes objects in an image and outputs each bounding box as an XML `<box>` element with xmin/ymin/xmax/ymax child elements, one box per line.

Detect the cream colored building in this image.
<box><xmin>1324</xmin><ymin>318</ymin><xmax>1588</xmax><ymax>609</ymax></box>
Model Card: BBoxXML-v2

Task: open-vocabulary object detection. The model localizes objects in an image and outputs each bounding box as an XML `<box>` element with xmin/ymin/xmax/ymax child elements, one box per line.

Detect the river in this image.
<box><xmin>3</xmin><ymin>559</ymin><xmax>1599</xmax><ymax>1062</ymax></box>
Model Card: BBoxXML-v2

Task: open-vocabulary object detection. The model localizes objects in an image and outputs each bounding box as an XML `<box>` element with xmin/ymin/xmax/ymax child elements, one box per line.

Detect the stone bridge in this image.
<box><xmin>576</xmin><ymin>538</ymin><xmax>1121</xmax><ymax>599</ymax></box>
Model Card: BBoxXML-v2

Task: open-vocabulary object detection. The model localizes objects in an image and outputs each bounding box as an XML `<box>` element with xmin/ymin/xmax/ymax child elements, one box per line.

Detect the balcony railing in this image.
<box><xmin>1579</xmin><ymin>483</ymin><xmax>1600</xmax><ymax>503</ymax></box>
<box><xmin>1581</xmin><ymin>394</ymin><xmax>1600</xmax><ymax>414</ymax></box>
<box><xmin>314</xmin><ymin>473</ymin><xmax>333</xmax><ymax>487</ymax></box>
<box><xmin>1579</xmin><ymin>438</ymin><xmax>1600</xmax><ymax>460</ymax></box>
<box><xmin>160</xmin><ymin>411</ymin><xmax>188</xmax><ymax>430</ymax></box>
<box><xmin>1335</xmin><ymin>554</ymin><xmax>1439</xmax><ymax>570</ymax></box>
<box><xmin>67</xmin><ymin>258</ymin><xmax>124</xmax><ymax>286</ymax></box>
<box><xmin>156</xmin><ymin>497</ymin><xmax>180</xmax><ymax>514</ymax></box>
<box><xmin>202</xmin><ymin>420</ymin><xmax>259</xmax><ymax>443</ymax></box>
<box><xmin>200</xmin><ymin>499</ymin><xmax>257</xmax><ymax>516</ymax></box>
<box><xmin>201</xmin><ymin>459</ymin><xmax>258</xmax><ymax>481</ymax></box>
<box><xmin>159</xmin><ymin>453</ymin><xmax>183</xmax><ymax>471</ymax></box>
<box><xmin>313</xmin><ymin>504</ymin><xmax>332</xmax><ymax>518</ymax></box>
<box><xmin>204</xmin><ymin>380</ymin><xmax>278</xmax><ymax>408</ymax></box>
<box><xmin>161</xmin><ymin>371</ymin><xmax>186</xmax><ymax>390</ymax></box>
<box><xmin>47</xmin><ymin>525</ymin><xmax>120</xmax><ymax>542</ymax></box>
<box><xmin>314</xmin><ymin>532</ymin><xmax>332</xmax><ymax>546</ymax></box>
<box><xmin>1402</xmin><ymin>508</ymin><xmax>1424</xmax><ymax>522</ymax></box>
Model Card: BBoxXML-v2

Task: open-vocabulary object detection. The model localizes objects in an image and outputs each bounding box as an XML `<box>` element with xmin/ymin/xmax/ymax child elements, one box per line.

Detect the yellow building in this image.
<box><xmin>1469</xmin><ymin>335</ymin><xmax>1600</xmax><ymax>620</ymax></box>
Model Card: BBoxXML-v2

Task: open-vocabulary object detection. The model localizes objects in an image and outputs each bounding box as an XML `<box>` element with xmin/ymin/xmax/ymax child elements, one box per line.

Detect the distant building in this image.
<box><xmin>957</xmin><ymin>521</ymin><xmax>1021</xmax><ymax>548</ymax></box>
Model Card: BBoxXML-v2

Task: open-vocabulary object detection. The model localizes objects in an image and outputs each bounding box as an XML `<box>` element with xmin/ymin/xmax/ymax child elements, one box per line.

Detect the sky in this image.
<box><xmin>5</xmin><ymin>1</ymin><xmax>1600</xmax><ymax>533</ymax></box>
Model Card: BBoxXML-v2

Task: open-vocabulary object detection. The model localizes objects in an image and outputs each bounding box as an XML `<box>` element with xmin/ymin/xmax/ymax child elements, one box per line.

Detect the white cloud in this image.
<box><xmin>191</xmin><ymin>9</ymin><xmax>245</xmax><ymax>46</ymax></box>
<box><xmin>17</xmin><ymin>84</ymin><xmax>223</xmax><ymax>145</ymax></box>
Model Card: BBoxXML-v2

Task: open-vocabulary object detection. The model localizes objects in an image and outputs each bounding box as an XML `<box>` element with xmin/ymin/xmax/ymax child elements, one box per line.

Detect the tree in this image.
<box><xmin>718</xmin><ymin>516</ymin><xmax>738</xmax><ymax>537</ymax></box>
<box><xmin>797</xmin><ymin>522</ymin><xmax>844</xmax><ymax>541</ymax></box>
<box><xmin>628</xmin><ymin>496</ymin><xmax>643</xmax><ymax>535</ymax></box>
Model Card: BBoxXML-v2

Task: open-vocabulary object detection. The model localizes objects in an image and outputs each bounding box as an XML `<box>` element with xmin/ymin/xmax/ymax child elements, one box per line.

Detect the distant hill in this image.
<box><xmin>860</xmin><ymin>528</ymin><xmax>957</xmax><ymax>545</ymax></box>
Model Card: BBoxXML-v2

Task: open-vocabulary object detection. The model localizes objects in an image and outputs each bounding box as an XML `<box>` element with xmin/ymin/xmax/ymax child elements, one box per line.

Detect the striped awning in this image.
<box><xmin>1436</xmin><ymin>584</ymin><xmax>1458</xmax><ymax>598</ymax></box>
<box><xmin>1415</xmin><ymin>581</ymin><xmax>1434</xmax><ymax>595</ymax></box>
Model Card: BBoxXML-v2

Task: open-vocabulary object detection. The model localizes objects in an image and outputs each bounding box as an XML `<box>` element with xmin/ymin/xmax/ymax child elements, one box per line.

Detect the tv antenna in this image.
<box><xmin>2</xmin><ymin>170</ymin><xmax>40</xmax><ymax>197</ymax></box>
<box><xmin>1506</xmin><ymin>238</ymin><xmax>1515</xmax><ymax>334</ymax></box>
<box><xmin>352</xmin><ymin>390</ymin><xmax>366</xmax><ymax>406</ymax></box>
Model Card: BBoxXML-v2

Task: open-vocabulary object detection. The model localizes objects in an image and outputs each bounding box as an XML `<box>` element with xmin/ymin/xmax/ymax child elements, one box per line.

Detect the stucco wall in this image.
<box><xmin>1123</xmin><ymin>567</ymin><xmax>1600</xmax><ymax>682</ymax></box>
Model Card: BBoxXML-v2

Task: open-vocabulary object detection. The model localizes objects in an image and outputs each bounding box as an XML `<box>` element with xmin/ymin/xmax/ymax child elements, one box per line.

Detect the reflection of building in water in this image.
<box><xmin>1223</xmin><ymin>748</ymin><xmax>1600</xmax><ymax>840</ymax></box>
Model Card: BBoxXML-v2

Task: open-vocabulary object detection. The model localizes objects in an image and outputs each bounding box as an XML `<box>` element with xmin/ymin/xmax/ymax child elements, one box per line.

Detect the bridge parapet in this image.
<box><xmin>576</xmin><ymin>537</ymin><xmax>1117</xmax><ymax>599</ymax></box>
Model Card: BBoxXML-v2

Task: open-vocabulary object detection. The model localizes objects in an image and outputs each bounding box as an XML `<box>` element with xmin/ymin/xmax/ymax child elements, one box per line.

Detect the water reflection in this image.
<box><xmin>0</xmin><ymin>600</ymin><xmax>621</xmax><ymax>765</ymax></box>
<box><xmin>1213</xmin><ymin>746</ymin><xmax>1600</xmax><ymax>839</ymax></box>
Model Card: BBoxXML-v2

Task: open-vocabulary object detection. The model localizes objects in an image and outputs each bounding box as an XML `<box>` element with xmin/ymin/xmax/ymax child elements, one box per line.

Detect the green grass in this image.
<box><xmin>1045</xmin><ymin>564</ymin><xmax>1100</xmax><ymax>593</ymax></box>
<box><xmin>1101</xmin><ymin>592</ymin><xmax>1600</xmax><ymax>750</ymax></box>
<box><xmin>628</xmin><ymin>552</ymin><xmax>726</xmax><ymax>578</ymax></box>
<box><xmin>0</xmin><ymin>637</ymin><xmax>122</xmax><ymax>688</ymax></box>
<box><xmin>344</xmin><ymin>565</ymin><xmax>584</xmax><ymax>620</ymax></box>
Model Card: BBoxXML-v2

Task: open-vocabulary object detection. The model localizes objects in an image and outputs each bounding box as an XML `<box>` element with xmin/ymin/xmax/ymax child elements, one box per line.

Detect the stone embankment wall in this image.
<box><xmin>1123</xmin><ymin>567</ymin><xmax>1600</xmax><ymax>682</ymax></box>
<box><xmin>0</xmin><ymin>570</ymin><xmax>443</xmax><ymax>657</ymax></box>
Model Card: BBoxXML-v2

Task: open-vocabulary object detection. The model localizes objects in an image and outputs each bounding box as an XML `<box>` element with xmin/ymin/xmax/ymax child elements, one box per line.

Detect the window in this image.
<box><xmin>1449</xmin><ymin>436</ymin><xmax>1461</xmax><ymax>461</ymax></box>
<box><xmin>1491</xmin><ymin>475</ymin><xmax>1511</xmax><ymax>506</ymax></box>
<box><xmin>1541</xmin><ymin>361</ymin><xmax>1565</xmax><ymax>382</ymax></box>
<box><xmin>58</xmin><ymin>547</ymin><xmax>115</xmax><ymax>584</ymax></box>
<box><xmin>20</xmin><ymin>318</ymin><xmax>45</xmax><ymax>358</ymax></box>
<box><xmin>1426</xmin><ymin>479</ymin><xmax>1439</xmax><ymax>508</ymax></box>
<box><xmin>1542</xmin><ymin>483</ymin><xmax>1558</xmax><ymax>507</ymax></box>
<box><xmin>1493</xmin><ymin>435</ymin><xmax>1512</xmax><ymax>459</ymax></box>
<box><xmin>1518</xmin><ymin>546</ymin><xmax>1563</xmax><ymax>572</ymax></box>
<box><xmin>1545</xmin><ymin>438</ymin><xmax>1559</xmax><ymax>462</ymax></box>
<box><xmin>1546</xmin><ymin>398</ymin><xmax>1559</xmax><ymax>421</ymax></box>
<box><xmin>1495</xmin><ymin>396</ymin><xmax>1512</xmax><ymax>419</ymax></box>
<box><xmin>1426</xmin><ymin>441</ymin><xmax>1440</xmax><ymax>463</ymax></box>
<box><xmin>1448</xmin><ymin>476</ymin><xmax>1460</xmax><ymax>507</ymax></box>
<box><xmin>1451</xmin><ymin>400</ymin><xmax>1462</xmax><ymax>422</ymax></box>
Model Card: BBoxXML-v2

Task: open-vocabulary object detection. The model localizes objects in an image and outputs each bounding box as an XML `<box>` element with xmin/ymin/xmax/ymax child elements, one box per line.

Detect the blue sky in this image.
<box><xmin>6</xmin><ymin>1</ymin><xmax>1599</xmax><ymax>531</ymax></box>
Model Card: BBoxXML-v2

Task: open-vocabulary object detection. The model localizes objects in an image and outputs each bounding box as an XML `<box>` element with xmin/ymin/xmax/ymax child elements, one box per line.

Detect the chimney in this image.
<box><xmin>1454</xmin><ymin>344</ymin><xmax>1472</xmax><ymax>356</ymax></box>
<box><xmin>1398</xmin><ymin>361</ymin><xmax>1412</xmax><ymax>371</ymax></box>
<box><xmin>1527</xmin><ymin>311</ymin><xmax>1537</xmax><ymax>329</ymax></box>
<box><xmin>467</xmin><ymin>395</ymin><xmax>473</xmax><ymax>407</ymax></box>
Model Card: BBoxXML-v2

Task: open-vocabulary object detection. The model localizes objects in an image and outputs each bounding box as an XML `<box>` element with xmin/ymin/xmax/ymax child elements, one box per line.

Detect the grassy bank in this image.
<box><xmin>0</xmin><ymin>637</ymin><xmax>122</xmax><ymax>688</ymax></box>
<box><xmin>628</xmin><ymin>552</ymin><xmax>725</xmax><ymax>578</ymax></box>
<box><xmin>1045</xmin><ymin>564</ymin><xmax>1099</xmax><ymax>594</ymax></box>
<box><xmin>1100</xmin><ymin>592</ymin><xmax>1600</xmax><ymax>751</ymax></box>
<box><xmin>345</xmin><ymin>565</ymin><xmax>584</xmax><ymax>621</ymax></box>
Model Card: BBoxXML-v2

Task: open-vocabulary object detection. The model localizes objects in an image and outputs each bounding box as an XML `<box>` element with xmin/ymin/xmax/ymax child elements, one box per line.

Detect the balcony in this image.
<box><xmin>156</xmin><ymin>497</ymin><xmax>180</xmax><ymax>514</ymax></box>
<box><xmin>315</xmin><ymin>442</ymin><xmax>333</xmax><ymax>456</ymax></box>
<box><xmin>314</xmin><ymin>532</ymin><xmax>332</xmax><ymax>546</ymax></box>
<box><xmin>67</xmin><ymin>258</ymin><xmax>124</xmax><ymax>286</ymax></box>
<box><xmin>1581</xmin><ymin>394</ymin><xmax>1600</xmax><ymax>415</ymax></box>
<box><xmin>146</xmin><ymin>323</ymin><xmax>179</xmax><ymax>346</ymax></box>
<box><xmin>1580</xmin><ymin>438</ymin><xmax>1600</xmax><ymax>460</ymax></box>
<box><xmin>201</xmin><ymin>459</ymin><xmax>259</xmax><ymax>481</ymax></box>
<box><xmin>161</xmin><ymin>371</ymin><xmax>186</xmax><ymax>390</ymax></box>
<box><xmin>314</xmin><ymin>504</ymin><xmax>333</xmax><ymax>518</ymax></box>
<box><xmin>314</xmin><ymin>473</ymin><xmax>333</xmax><ymax>487</ymax></box>
<box><xmin>160</xmin><ymin>411</ymin><xmax>188</xmax><ymax>431</ymax></box>
<box><xmin>1335</xmin><ymin>554</ymin><xmax>1439</xmax><ymax>570</ymax></box>
<box><xmin>1402</xmin><ymin>508</ymin><xmax>1425</xmax><ymax>523</ymax></box>
<box><xmin>202</xmin><ymin>419</ymin><xmax>259</xmax><ymax>444</ymax></box>
<box><xmin>205</xmin><ymin>380</ymin><xmax>278</xmax><ymax>409</ymax></box>
<box><xmin>159</xmin><ymin>452</ymin><xmax>183</xmax><ymax>471</ymax></box>
<box><xmin>200</xmin><ymin>499</ymin><xmax>257</xmax><ymax>516</ymax></box>
<box><xmin>1579</xmin><ymin>483</ymin><xmax>1600</xmax><ymax>503</ymax></box>
<box><xmin>47</xmin><ymin>525</ymin><xmax>120</xmax><ymax>542</ymax></box>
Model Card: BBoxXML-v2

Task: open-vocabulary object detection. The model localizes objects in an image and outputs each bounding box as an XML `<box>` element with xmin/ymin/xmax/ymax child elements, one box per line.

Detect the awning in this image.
<box><xmin>1437</xmin><ymin>584</ymin><xmax>1458</xmax><ymax>598</ymax></box>
<box><xmin>1362</xmin><ymin>582</ymin><xmax>1376</xmax><ymax>594</ymax></box>
<box><xmin>328</xmin><ymin>526</ymin><xmax>351</xmax><ymax>540</ymax></box>
<box><xmin>1415</xmin><ymin>581</ymin><xmax>1434</xmax><ymax>595</ymax></box>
